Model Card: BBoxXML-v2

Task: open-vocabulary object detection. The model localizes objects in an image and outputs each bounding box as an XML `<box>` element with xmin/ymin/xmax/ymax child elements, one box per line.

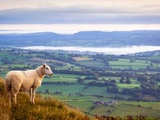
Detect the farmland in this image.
<box><xmin>0</xmin><ymin>47</ymin><xmax>160</xmax><ymax>118</ymax></box>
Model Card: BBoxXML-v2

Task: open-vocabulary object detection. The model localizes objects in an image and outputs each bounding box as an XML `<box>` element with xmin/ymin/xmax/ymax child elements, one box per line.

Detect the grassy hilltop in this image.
<box><xmin>0</xmin><ymin>77</ymin><xmax>89</xmax><ymax>120</ymax></box>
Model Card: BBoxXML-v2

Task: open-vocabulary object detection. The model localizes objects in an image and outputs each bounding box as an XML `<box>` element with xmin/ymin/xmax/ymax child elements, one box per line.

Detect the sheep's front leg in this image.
<box><xmin>31</xmin><ymin>88</ymin><xmax>37</xmax><ymax>104</ymax></box>
<box><xmin>13</xmin><ymin>93</ymin><xmax>17</xmax><ymax>105</ymax></box>
<box><xmin>29</xmin><ymin>88</ymin><xmax>32</xmax><ymax>103</ymax></box>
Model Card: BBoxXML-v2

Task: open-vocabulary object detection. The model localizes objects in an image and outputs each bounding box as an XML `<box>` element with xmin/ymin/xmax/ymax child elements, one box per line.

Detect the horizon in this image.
<box><xmin>1</xmin><ymin>24</ymin><xmax>160</xmax><ymax>34</ymax></box>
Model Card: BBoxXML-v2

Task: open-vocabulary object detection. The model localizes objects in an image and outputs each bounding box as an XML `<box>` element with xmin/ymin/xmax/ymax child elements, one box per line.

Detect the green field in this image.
<box><xmin>39</xmin><ymin>74</ymin><xmax>141</xmax><ymax>97</ymax></box>
<box><xmin>44</xmin><ymin>74</ymin><xmax>80</xmax><ymax>83</ymax></box>
<box><xmin>38</xmin><ymin>83</ymin><xmax>85</xmax><ymax>95</ymax></box>
<box><xmin>109</xmin><ymin>59</ymin><xmax>150</xmax><ymax>69</ymax></box>
<box><xmin>41</xmin><ymin>94</ymin><xmax>160</xmax><ymax>117</ymax></box>
<box><xmin>117</xmin><ymin>83</ymin><xmax>140</xmax><ymax>89</ymax></box>
<box><xmin>110</xmin><ymin>103</ymin><xmax>160</xmax><ymax>118</ymax></box>
<box><xmin>77</xmin><ymin>60</ymin><xmax>107</xmax><ymax>69</ymax></box>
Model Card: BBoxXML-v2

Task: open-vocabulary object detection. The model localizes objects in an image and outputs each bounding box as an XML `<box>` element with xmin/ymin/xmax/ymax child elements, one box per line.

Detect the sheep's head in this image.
<box><xmin>43</xmin><ymin>63</ymin><xmax>53</xmax><ymax>76</ymax></box>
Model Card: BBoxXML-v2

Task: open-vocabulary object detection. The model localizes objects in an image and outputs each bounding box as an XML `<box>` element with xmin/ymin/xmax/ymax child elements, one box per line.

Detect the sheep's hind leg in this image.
<box><xmin>12</xmin><ymin>88</ymin><xmax>19</xmax><ymax>105</ymax></box>
<box><xmin>6</xmin><ymin>86</ymin><xmax>12</xmax><ymax>106</ymax></box>
<box><xmin>5</xmin><ymin>79</ymin><xmax>12</xmax><ymax>106</ymax></box>
<box><xmin>8</xmin><ymin>90</ymin><xmax>12</xmax><ymax>106</ymax></box>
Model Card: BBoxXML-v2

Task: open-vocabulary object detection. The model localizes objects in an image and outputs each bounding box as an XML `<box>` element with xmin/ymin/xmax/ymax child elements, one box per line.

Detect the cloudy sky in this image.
<box><xmin>0</xmin><ymin>0</ymin><xmax>160</xmax><ymax>33</ymax></box>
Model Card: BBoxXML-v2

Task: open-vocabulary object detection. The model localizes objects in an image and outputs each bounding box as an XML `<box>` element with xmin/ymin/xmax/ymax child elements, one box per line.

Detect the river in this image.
<box><xmin>21</xmin><ymin>46</ymin><xmax>160</xmax><ymax>55</ymax></box>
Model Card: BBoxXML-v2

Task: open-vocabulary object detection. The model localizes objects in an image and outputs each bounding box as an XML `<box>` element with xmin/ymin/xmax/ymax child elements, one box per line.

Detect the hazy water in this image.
<box><xmin>21</xmin><ymin>46</ymin><xmax>160</xmax><ymax>55</ymax></box>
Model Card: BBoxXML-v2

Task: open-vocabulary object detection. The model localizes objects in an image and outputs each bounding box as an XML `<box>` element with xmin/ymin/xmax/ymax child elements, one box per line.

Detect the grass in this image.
<box><xmin>44</xmin><ymin>74</ymin><xmax>78</xmax><ymax>83</ymax></box>
<box><xmin>123</xmin><ymin>101</ymin><xmax>160</xmax><ymax>110</ymax></box>
<box><xmin>30</xmin><ymin>57</ymin><xmax>66</xmax><ymax>64</ymax></box>
<box><xmin>73</xmin><ymin>56</ymin><xmax>91</xmax><ymax>61</ymax></box>
<box><xmin>110</xmin><ymin>103</ymin><xmax>160</xmax><ymax>118</ymax></box>
<box><xmin>91</xmin><ymin>106</ymin><xmax>114</xmax><ymax>116</ymax></box>
<box><xmin>44</xmin><ymin>94</ymin><xmax>160</xmax><ymax>119</ymax></box>
<box><xmin>77</xmin><ymin>60</ymin><xmax>106</xmax><ymax>68</ymax></box>
<box><xmin>99</xmin><ymin>76</ymin><xmax>120</xmax><ymax>81</ymax></box>
<box><xmin>67</xmin><ymin>101</ymin><xmax>93</xmax><ymax>113</ymax></box>
<box><xmin>80</xmin><ymin>86</ymin><xmax>107</xmax><ymax>96</ymax></box>
<box><xmin>38</xmin><ymin>83</ymin><xmax>85</xmax><ymax>94</ymax></box>
<box><xmin>42</xmin><ymin>94</ymin><xmax>107</xmax><ymax>102</ymax></box>
<box><xmin>117</xmin><ymin>83</ymin><xmax>140</xmax><ymax>89</ymax></box>
<box><xmin>56</xmin><ymin>64</ymin><xmax>81</xmax><ymax>71</ymax></box>
<box><xmin>109</xmin><ymin>59</ymin><xmax>149</xmax><ymax>70</ymax></box>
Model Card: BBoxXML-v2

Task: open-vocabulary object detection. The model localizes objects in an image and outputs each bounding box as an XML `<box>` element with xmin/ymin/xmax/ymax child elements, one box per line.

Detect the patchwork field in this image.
<box><xmin>42</xmin><ymin>94</ymin><xmax>160</xmax><ymax>118</ymax></box>
<box><xmin>109</xmin><ymin>59</ymin><xmax>150</xmax><ymax>69</ymax></box>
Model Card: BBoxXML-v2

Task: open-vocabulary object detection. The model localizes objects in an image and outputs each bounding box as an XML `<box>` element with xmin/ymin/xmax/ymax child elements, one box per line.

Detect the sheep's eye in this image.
<box><xmin>46</xmin><ymin>67</ymin><xmax>49</xmax><ymax>70</ymax></box>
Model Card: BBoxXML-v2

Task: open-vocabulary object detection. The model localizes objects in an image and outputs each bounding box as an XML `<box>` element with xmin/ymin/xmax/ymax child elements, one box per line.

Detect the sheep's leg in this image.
<box><xmin>6</xmin><ymin>86</ymin><xmax>12</xmax><ymax>106</ymax></box>
<box><xmin>5</xmin><ymin>79</ymin><xmax>12</xmax><ymax>106</ymax></box>
<box><xmin>13</xmin><ymin>88</ymin><xmax>19</xmax><ymax>105</ymax></box>
<box><xmin>29</xmin><ymin>88</ymin><xmax>32</xmax><ymax>103</ymax></box>
<box><xmin>32</xmin><ymin>88</ymin><xmax>36</xmax><ymax>104</ymax></box>
<box><xmin>13</xmin><ymin>93</ymin><xmax>17</xmax><ymax>105</ymax></box>
<box><xmin>8</xmin><ymin>91</ymin><xmax>11</xmax><ymax>106</ymax></box>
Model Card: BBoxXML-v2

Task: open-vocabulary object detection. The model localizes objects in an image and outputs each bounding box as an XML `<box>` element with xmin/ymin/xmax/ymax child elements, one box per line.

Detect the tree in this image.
<box><xmin>107</xmin><ymin>86</ymin><xmax>119</xmax><ymax>93</ymax></box>
<box><xmin>126</xmin><ymin>79</ymin><xmax>131</xmax><ymax>84</ymax></box>
<box><xmin>137</xmin><ymin>76</ymin><xmax>148</xmax><ymax>82</ymax></box>
<box><xmin>71</xmin><ymin>66</ymin><xmax>74</xmax><ymax>71</ymax></box>
<box><xmin>45</xmin><ymin>89</ymin><xmax>49</xmax><ymax>94</ymax></box>
<box><xmin>93</xmin><ymin>71</ymin><xmax>99</xmax><ymax>80</ymax></box>
<box><xmin>150</xmin><ymin>62</ymin><xmax>153</xmax><ymax>67</ymax></box>
<box><xmin>119</xmin><ymin>76</ymin><xmax>125</xmax><ymax>83</ymax></box>
<box><xmin>126</xmin><ymin>76</ymin><xmax>131</xmax><ymax>84</ymax></box>
<box><xmin>110</xmin><ymin>79</ymin><xmax>116</xmax><ymax>83</ymax></box>
<box><xmin>77</xmin><ymin>77</ymin><xmax>84</xmax><ymax>83</ymax></box>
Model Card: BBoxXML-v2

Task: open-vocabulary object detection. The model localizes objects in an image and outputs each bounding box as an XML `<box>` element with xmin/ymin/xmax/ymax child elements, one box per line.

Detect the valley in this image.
<box><xmin>0</xmin><ymin>47</ymin><xmax>160</xmax><ymax>118</ymax></box>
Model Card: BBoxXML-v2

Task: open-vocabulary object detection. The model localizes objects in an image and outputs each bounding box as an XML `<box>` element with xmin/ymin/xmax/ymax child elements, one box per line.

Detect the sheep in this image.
<box><xmin>4</xmin><ymin>63</ymin><xmax>53</xmax><ymax>106</ymax></box>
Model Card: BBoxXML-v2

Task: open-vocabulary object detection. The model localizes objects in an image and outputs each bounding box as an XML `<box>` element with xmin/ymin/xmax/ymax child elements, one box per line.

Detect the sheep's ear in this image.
<box><xmin>43</xmin><ymin>63</ymin><xmax>46</xmax><ymax>67</ymax></box>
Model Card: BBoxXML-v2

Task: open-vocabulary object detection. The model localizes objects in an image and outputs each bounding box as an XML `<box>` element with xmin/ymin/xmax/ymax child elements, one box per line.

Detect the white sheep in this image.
<box><xmin>4</xmin><ymin>63</ymin><xmax>53</xmax><ymax>106</ymax></box>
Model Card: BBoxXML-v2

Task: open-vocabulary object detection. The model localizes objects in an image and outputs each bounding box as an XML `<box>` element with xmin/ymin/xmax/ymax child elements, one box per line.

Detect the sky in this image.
<box><xmin>0</xmin><ymin>0</ymin><xmax>160</xmax><ymax>33</ymax></box>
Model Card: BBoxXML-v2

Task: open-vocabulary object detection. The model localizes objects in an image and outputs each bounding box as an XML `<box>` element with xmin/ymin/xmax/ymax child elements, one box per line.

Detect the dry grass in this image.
<box><xmin>30</xmin><ymin>57</ymin><xmax>67</xmax><ymax>65</ymax></box>
<box><xmin>73</xmin><ymin>57</ymin><xmax>91</xmax><ymax>62</ymax></box>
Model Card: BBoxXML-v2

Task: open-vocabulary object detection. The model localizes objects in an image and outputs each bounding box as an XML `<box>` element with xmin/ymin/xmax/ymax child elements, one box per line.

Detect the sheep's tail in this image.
<box><xmin>4</xmin><ymin>76</ymin><xmax>12</xmax><ymax>106</ymax></box>
<box><xmin>4</xmin><ymin>77</ymin><xmax>11</xmax><ymax>93</ymax></box>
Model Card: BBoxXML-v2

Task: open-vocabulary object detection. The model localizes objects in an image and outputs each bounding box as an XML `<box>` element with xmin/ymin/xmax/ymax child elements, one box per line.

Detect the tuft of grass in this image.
<box><xmin>0</xmin><ymin>77</ymin><xmax>10</xmax><ymax>120</ymax></box>
<box><xmin>0</xmin><ymin>77</ymin><xmax>90</xmax><ymax>120</ymax></box>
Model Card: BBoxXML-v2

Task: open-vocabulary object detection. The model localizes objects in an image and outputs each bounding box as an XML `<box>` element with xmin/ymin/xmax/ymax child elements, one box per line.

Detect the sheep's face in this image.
<box><xmin>43</xmin><ymin>64</ymin><xmax>53</xmax><ymax>76</ymax></box>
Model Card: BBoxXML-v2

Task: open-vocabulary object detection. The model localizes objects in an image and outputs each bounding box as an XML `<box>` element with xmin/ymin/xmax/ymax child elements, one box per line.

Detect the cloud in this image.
<box><xmin>0</xmin><ymin>0</ymin><xmax>160</xmax><ymax>24</ymax></box>
<box><xmin>0</xmin><ymin>7</ymin><xmax>160</xmax><ymax>24</ymax></box>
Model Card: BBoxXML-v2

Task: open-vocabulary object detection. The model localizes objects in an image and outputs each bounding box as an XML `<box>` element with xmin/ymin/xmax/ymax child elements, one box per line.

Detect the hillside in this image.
<box><xmin>0</xmin><ymin>77</ymin><xmax>89</xmax><ymax>120</ymax></box>
<box><xmin>0</xmin><ymin>30</ymin><xmax>160</xmax><ymax>47</ymax></box>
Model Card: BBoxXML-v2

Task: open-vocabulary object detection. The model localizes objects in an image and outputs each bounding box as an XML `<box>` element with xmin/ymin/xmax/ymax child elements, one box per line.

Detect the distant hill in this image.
<box><xmin>0</xmin><ymin>30</ymin><xmax>160</xmax><ymax>47</ymax></box>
